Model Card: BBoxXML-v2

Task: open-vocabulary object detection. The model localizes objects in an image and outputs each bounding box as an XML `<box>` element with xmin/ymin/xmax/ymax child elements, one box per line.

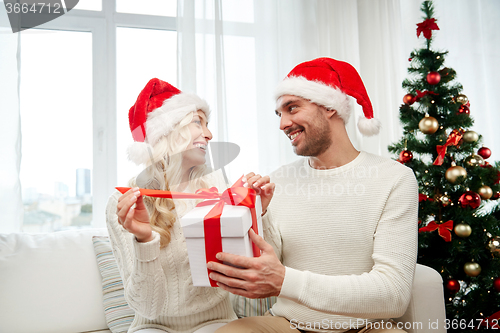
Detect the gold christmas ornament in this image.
<box><xmin>445</xmin><ymin>165</ymin><xmax>467</xmax><ymax>184</ymax></box>
<box><xmin>462</xmin><ymin>130</ymin><xmax>479</xmax><ymax>143</ymax></box>
<box><xmin>438</xmin><ymin>194</ymin><xmax>452</xmax><ymax>207</ymax></box>
<box><xmin>465</xmin><ymin>154</ymin><xmax>484</xmax><ymax>168</ymax></box>
<box><xmin>419</xmin><ymin>115</ymin><xmax>439</xmax><ymax>134</ymax></box>
<box><xmin>464</xmin><ymin>262</ymin><xmax>481</xmax><ymax>277</ymax></box>
<box><xmin>478</xmin><ymin>185</ymin><xmax>493</xmax><ymax>200</ymax></box>
<box><xmin>456</xmin><ymin>94</ymin><xmax>469</xmax><ymax>104</ymax></box>
<box><xmin>488</xmin><ymin>236</ymin><xmax>500</xmax><ymax>258</ymax></box>
<box><xmin>454</xmin><ymin>223</ymin><xmax>472</xmax><ymax>238</ymax></box>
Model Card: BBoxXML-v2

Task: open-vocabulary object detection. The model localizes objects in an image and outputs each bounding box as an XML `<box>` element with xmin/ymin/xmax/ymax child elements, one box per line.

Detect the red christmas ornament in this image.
<box><xmin>458</xmin><ymin>104</ymin><xmax>470</xmax><ymax>115</ymax></box>
<box><xmin>403</xmin><ymin>94</ymin><xmax>416</xmax><ymax>105</ymax></box>
<box><xmin>446</xmin><ymin>279</ymin><xmax>460</xmax><ymax>294</ymax></box>
<box><xmin>459</xmin><ymin>191</ymin><xmax>481</xmax><ymax>209</ymax></box>
<box><xmin>494</xmin><ymin>278</ymin><xmax>500</xmax><ymax>292</ymax></box>
<box><xmin>494</xmin><ymin>192</ymin><xmax>500</xmax><ymax>200</ymax></box>
<box><xmin>478</xmin><ymin>147</ymin><xmax>492</xmax><ymax>159</ymax></box>
<box><xmin>399</xmin><ymin>150</ymin><xmax>413</xmax><ymax>163</ymax></box>
<box><xmin>426</xmin><ymin>71</ymin><xmax>441</xmax><ymax>85</ymax></box>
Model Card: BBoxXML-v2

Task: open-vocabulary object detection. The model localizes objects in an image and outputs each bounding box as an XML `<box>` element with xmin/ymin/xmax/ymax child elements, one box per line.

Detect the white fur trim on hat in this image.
<box><xmin>162</xmin><ymin>92</ymin><xmax>210</xmax><ymax>119</ymax></box>
<box><xmin>357</xmin><ymin>116</ymin><xmax>382</xmax><ymax>137</ymax></box>
<box><xmin>274</xmin><ymin>76</ymin><xmax>352</xmax><ymax>124</ymax></box>
<box><xmin>146</xmin><ymin>103</ymin><xmax>197</xmax><ymax>146</ymax></box>
<box><xmin>146</xmin><ymin>92</ymin><xmax>210</xmax><ymax>146</ymax></box>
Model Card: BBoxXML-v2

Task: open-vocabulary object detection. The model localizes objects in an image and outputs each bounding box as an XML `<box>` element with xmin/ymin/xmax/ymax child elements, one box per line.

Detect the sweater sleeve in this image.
<box><xmin>105</xmin><ymin>192</ymin><xmax>167</xmax><ymax>320</ymax></box>
<box><xmin>278</xmin><ymin>168</ymin><xmax>419</xmax><ymax>319</ymax></box>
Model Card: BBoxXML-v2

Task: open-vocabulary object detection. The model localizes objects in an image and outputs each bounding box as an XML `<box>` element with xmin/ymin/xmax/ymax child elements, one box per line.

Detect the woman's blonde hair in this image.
<box><xmin>129</xmin><ymin>111</ymin><xmax>210</xmax><ymax>248</ymax></box>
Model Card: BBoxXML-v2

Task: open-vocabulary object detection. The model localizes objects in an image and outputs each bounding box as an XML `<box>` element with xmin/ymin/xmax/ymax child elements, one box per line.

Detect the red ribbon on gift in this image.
<box><xmin>419</xmin><ymin>220</ymin><xmax>453</xmax><ymax>242</ymax></box>
<box><xmin>433</xmin><ymin>129</ymin><xmax>465</xmax><ymax>166</ymax></box>
<box><xmin>116</xmin><ymin>176</ymin><xmax>260</xmax><ymax>287</ymax></box>
<box><xmin>416</xmin><ymin>18</ymin><xmax>440</xmax><ymax>39</ymax></box>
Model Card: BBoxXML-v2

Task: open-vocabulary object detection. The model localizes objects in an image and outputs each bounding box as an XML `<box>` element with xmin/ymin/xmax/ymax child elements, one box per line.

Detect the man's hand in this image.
<box><xmin>116</xmin><ymin>187</ymin><xmax>153</xmax><ymax>242</ymax></box>
<box><xmin>243</xmin><ymin>172</ymin><xmax>275</xmax><ymax>214</ymax></box>
<box><xmin>207</xmin><ymin>228</ymin><xmax>285</xmax><ymax>298</ymax></box>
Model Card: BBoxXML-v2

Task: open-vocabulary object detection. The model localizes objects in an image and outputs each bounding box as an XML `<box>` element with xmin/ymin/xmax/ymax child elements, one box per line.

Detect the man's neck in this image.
<box><xmin>308</xmin><ymin>142</ymin><xmax>360</xmax><ymax>170</ymax></box>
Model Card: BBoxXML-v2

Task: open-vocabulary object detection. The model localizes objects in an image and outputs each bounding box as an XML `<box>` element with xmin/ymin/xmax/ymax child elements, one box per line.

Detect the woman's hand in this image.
<box><xmin>116</xmin><ymin>188</ymin><xmax>154</xmax><ymax>242</ymax></box>
<box><xmin>243</xmin><ymin>172</ymin><xmax>275</xmax><ymax>214</ymax></box>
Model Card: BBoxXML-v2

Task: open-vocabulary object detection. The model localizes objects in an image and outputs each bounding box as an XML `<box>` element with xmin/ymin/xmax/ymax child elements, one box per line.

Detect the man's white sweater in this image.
<box><xmin>105</xmin><ymin>171</ymin><xmax>237</xmax><ymax>333</ymax></box>
<box><xmin>263</xmin><ymin>151</ymin><xmax>418</xmax><ymax>332</ymax></box>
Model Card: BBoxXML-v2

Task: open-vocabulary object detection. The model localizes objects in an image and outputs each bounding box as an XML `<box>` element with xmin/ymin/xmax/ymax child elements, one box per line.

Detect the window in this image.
<box><xmin>19</xmin><ymin>2</ymin><xmax>177</xmax><ymax>232</ymax></box>
<box><xmin>117</xmin><ymin>0</ymin><xmax>176</xmax><ymax>16</ymax></box>
<box><xmin>76</xmin><ymin>0</ymin><xmax>102</xmax><ymax>11</ymax></box>
<box><xmin>20</xmin><ymin>30</ymin><xmax>93</xmax><ymax>232</ymax></box>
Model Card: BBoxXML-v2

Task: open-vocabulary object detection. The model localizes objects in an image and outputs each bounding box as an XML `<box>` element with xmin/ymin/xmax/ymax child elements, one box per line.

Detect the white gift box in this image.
<box><xmin>181</xmin><ymin>196</ymin><xmax>262</xmax><ymax>287</ymax></box>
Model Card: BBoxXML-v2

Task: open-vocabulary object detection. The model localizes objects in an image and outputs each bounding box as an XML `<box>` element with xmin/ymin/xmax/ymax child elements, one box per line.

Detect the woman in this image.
<box><xmin>106</xmin><ymin>78</ymin><xmax>274</xmax><ymax>333</ymax></box>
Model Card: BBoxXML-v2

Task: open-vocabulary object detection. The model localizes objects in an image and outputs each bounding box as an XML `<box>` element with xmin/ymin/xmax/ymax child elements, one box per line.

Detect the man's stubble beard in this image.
<box><xmin>294</xmin><ymin>109</ymin><xmax>332</xmax><ymax>157</ymax></box>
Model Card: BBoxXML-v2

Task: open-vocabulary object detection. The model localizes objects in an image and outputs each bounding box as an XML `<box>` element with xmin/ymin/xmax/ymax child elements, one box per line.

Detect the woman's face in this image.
<box><xmin>182</xmin><ymin>110</ymin><xmax>212</xmax><ymax>169</ymax></box>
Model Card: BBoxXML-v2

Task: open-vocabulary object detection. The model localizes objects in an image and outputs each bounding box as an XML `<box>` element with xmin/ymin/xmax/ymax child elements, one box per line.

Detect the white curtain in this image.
<box><xmin>0</xmin><ymin>2</ymin><xmax>23</xmax><ymax>233</ymax></box>
<box><xmin>177</xmin><ymin>0</ymin><xmax>500</xmax><ymax>181</ymax></box>
<box><xmin>177</xmin><ymin>0</ymin><xmax>407</xmax><ymax>181</ymax></box>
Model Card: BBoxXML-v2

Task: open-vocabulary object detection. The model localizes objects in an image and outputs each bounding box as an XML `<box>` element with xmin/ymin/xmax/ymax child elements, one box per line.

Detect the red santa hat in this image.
<box><xmin>127</xmin><ymin>78</ymin><xmax>210</xmax><ymax>165</ymax></box>
<box><xmin>274</xmin><ymin>57</ymin><xmax>381</xmax><ymax>136</ymax></box>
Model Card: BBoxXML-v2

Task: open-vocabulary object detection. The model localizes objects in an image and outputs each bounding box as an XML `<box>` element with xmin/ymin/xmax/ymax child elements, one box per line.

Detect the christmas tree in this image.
<box><xmin>388</xmin><ymin>1</ymin><xmax>500</xmax><ymax>331</ymax></box>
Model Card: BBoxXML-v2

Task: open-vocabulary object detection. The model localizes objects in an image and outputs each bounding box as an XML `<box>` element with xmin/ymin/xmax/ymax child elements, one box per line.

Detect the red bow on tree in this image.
<box><xmin>417</xmin><ymin>18</ymin><xmax>440</xmax><ymax>39</ymax></box>
<box><xmin>415</xmin><ymin>90</ymin><xmax>438</xmax><ymax>102</ymax></box>
<box><xmin>419</xmin><ymin>193</ymin><xmax>434</xmax><ymax>202</ymax></box>
<box><xmin>433</xmin><ymin>129</ymin><xmax>465</xmax><ymax>166</ymax></box>
<box><xmin>419</xmin><ymin>220</ymin><xmax>453</xmax><ymax>242</ymax></box>
<box><xmin>479</xmin><ymin>311</ymin><xmax>500</xmax><ymax>329</ymax></box>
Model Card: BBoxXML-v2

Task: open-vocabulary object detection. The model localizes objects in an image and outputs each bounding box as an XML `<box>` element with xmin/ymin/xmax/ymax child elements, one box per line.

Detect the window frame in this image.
<box><xmin>23</xmin><ymin>1</ymin><xmax>177</xmax><ymax>228</ymax></box>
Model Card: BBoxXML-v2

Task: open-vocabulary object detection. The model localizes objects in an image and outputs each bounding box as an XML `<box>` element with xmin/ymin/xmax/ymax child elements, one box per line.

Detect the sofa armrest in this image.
<box><xmin>394</xmin><ymin>264</ymin><xmax>446</xmax><ymax>333</ymax></box>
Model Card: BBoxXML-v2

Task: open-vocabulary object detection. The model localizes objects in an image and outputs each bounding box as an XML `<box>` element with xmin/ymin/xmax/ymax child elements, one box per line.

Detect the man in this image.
<box><xmin>208</xmin><ymin>58</ymin><xmax>418</xmax><ymax>333</ymax></box>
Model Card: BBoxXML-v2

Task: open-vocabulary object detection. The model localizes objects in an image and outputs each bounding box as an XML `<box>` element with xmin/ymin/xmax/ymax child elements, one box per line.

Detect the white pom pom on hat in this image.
<box><xmin>127</xmin><ymin>142</ymin><xmax>153</xmax><ymax>166</ymax></box>
<box><xmin>127</xmin><ymin>78</ymin><xmax>210</xmax><ymax>165</ymax></box>
<box><xmin>274</xmin><ymin>57</ymin><xmax>381</xmax><ymax>136</ymax></box>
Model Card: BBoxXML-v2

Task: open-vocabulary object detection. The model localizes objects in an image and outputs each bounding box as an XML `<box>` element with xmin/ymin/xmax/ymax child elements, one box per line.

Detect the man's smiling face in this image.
<box><xmin>275</xmin><ymin>95</ymin><xmax>332</xmax><ymax>157</ymax></box>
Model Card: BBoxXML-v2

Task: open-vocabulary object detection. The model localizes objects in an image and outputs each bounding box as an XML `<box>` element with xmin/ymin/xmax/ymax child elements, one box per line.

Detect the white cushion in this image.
<box><xmin>0</xmin><ymin>228</ymin><xmax>110</xmax><ymax>333</ymax></box>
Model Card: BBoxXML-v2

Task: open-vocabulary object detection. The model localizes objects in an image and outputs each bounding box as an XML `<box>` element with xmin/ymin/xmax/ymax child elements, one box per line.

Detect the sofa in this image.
<box><xmin>0</xmin><ymin>228</ymin><xmax>447</xmax><ymax>333</ymax></box>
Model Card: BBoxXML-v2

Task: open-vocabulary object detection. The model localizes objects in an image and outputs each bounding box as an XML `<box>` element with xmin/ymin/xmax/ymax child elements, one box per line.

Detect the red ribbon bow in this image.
<box><xmin>418</xmin><ymin>193</ymin><xmax>434</xmax><ymax>202</ymax></box>
<box><xmin>480</xmin><ymin>310</ymin><xmax>500</xmax><ymax>329</ymax></box>
<box><xmin>419</xmin><ymin>220</ymin><xmax>453</xmax><ymax>242</ymax></box>
<box><xmin>116</xmin><ymin>176</ymin><xmax>260</xmax><ymax>287</ymax></box>
<box><xmin>415</xmin><ymin>90</ymin><xmax>438</xmax><ymax>102</ymax></box>
<box><xmin>416</xmin><ymin>18</ymin><xmax>440</xmax><ymax>39</ymax></box>
<box><xmin>433</xmin><ymin>129</ymin><xmax>465</xmax><ymax>166</ymax></box>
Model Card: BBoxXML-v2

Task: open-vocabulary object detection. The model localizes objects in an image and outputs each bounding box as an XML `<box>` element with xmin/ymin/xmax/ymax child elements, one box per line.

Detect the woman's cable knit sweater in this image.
<box><xmin>105</xmin><ymin>172</ymin><xmax>237</xmax><ymax>333</ymax></box>
<box><xmin>262</xmin><ymin>151</ymin><xmax>419</xmax><ymax>333</ymax></box>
